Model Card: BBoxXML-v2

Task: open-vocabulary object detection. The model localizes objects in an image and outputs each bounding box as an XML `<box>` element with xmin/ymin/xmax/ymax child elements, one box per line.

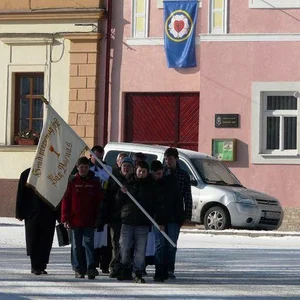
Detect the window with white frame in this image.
<box><xmin>132</xmin><ymin>0</ymin><xmax>149</xmax><ymax>38</ymax></box>
<box><xmin>262</xmin><ymin>93</ymin><xmax>298</xmax><ymax>154</ymax></box>
<box><xmin>209</xmin><ymin>0</ymin><xmax>227</xmax><ymax>34</ymax></box>
<box><xmin>14</xmin><ymin>73</ymin><xmax>44</xmax><ymax>139</ymax></box>
<box><xmin>249</xmin><ymin>0</ymin><xmax>300</xmax><ymax>9</ymax></box>
<box><xmin>252</xmin><ymin>82</ymin><xmax>300</xmax><ymax>164</ymax></box>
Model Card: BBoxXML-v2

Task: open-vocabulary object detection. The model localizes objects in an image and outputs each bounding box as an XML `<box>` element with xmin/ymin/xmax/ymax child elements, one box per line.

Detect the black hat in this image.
<box><xmin>164</xmin><ymin>147</ymin><xmax>179</xmax><ymax>159</ymax></box>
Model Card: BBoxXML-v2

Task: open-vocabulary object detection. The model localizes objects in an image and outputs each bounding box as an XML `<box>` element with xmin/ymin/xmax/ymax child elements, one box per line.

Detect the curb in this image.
<box><xmin>180</xmin><ymin>229</ymin><xmax>300</xmax><ymax>237</ymax></box>
<box><xmin>2</xmin><ymin>220</ymin><xmax>299</xmax><ymax>238</ymax></box>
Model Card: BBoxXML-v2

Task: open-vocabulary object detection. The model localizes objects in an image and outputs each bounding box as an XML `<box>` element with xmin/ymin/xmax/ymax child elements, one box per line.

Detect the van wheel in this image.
<box><xmin>204</xmin><ymin>206</ymin><xmax>230</xmax><ymax>230</ymax></box>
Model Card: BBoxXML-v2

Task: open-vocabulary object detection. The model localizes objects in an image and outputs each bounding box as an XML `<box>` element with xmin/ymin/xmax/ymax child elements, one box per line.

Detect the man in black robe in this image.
<box><xmin>15</xmin><ymin>168</ymin><xmax>58</xmax><ymax>275</ymax></box>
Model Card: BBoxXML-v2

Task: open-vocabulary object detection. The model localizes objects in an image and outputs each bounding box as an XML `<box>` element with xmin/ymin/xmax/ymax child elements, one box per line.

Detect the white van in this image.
<box><xmin>104</xmin><ymin>142</ymin><xmax>284</xmax><ymax>230</ymax></box>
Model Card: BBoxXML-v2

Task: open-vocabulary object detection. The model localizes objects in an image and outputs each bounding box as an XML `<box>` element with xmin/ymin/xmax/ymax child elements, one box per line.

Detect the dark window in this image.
<box><xmin>267</xmin><ymin>95</ymin><xmax>297</xmax><ymax>110</ymax></box>
<box><xmin>265</xmin><ymin>94</ymin><xmax>297</xmax><ymax>151</ymax></box>
<box><xmin>266</xmin><ymin>117</ymin><xmax>280</xmax><ymax>150</ymax></box>
<box><xmin>284</xmin><ymin>117</ymin><xmax>297</xmax><ymax>149</ymax></box>
<box><xmin>104</xmin><ymin>150</ymin><xmax>157</xmax><ymax>167</ymax></box>
<box><xmin>178</xmin><ymin>159</ymin><xmax>196</xmax><ymax>181</ymax></box>
<box><xmin>104</xmin><ymin>151</ymin><xmax>126</xmax><ymax>167</ymax></box>
<box><xmin>15</xmin><ymin>73</ymin><xmax>44</xmax><ymax>137</ymax></box>
<box><xmin>134</xmin><ymin>153</ymin><xmax>158</xmax><ymax>165</ymax></box>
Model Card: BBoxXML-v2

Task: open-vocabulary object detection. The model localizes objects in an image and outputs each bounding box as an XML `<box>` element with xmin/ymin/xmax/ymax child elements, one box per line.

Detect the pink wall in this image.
<box><xmin>200</xmin><ymin>0</ymin><xmax>300</xmax><ymax>34</ymax></box>
<box><xmin>229</xmin><ymin>1</ymin><xmax>300</xmax><ymax>34</ymax></box>
<box><xmin>121</xmin><ymin>45</ymin><xmax>200</xmax><ymax>92</ymax></box>
<box><xmin>200</xmin><ymin>41</ymin><xmax>300</xmax><ymax>207</ymax></box>
<box><xmin>109</xmin><ymin>1</ymin><xmax>300</xmax><ymax>209</ymax></box>
<box><xmin>121</xmin><ymin>0</ymin><xmax>201</xmax><ymax>92</ymax></box>
<box><xmin>109</xmin><ymin>1</ymin><xmax>201</xmax><ymax>140</ymax></box>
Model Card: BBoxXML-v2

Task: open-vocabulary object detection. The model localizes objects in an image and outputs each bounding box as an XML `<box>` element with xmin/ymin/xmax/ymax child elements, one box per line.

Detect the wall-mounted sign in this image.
<box><xmin>215</xmin><ymin>114</ymin><xmax>239</xmax><ymax>128</ymax></box>
<box><xmin>212</xmin><ymin>138</ymin><xmax>237</xmax><ymax>161</ymax></box>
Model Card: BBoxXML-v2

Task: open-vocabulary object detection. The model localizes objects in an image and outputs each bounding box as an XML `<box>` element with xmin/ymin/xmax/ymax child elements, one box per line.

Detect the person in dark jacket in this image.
<box><xmin>150</xmin><ymin>160</ymin><xmax>184</xmax><ymax>281</ymax></box>
<box><xmin>117</xmin><ymin>161</ymin><xmax>164</xmax><ymax>283</ymax></box>
<box><xmin>97</xmin><ymin>156</ymin><xmax>134</xmax><ymax>278</ymax></box>
<box><xmin>16</xmin><ymin>168</ymin><xmax>58</xmax><ymax>275</ymax></box>
<box><xmin>162</xmin><ymin>147</ymin><xmax>193</xmax><ymax>279</ymax></box>
<box><xmin>61</xmin><ymin>157</ymin><xmax>103</xmax><ymax>279</ymax></box>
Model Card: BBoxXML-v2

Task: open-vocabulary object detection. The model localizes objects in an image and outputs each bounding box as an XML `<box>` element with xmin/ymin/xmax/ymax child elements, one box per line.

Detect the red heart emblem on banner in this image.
<box><xmin>174</xmin><ymin>20</ymin><xmax>184</xmax><ymax>33</ymax></box>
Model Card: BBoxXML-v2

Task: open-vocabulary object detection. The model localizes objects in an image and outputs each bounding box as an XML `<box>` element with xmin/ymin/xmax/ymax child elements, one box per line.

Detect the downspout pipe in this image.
<box><xmin>103</xmin><ymin>0</ymin><xmax>112</xmax><ymax>145</ymax></box>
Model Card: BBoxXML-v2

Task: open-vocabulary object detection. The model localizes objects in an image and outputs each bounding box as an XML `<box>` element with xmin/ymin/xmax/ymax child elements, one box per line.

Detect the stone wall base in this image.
<box><xmin>0</xmin><ymin>179</ymin><xmax>19</xmax><ymax>218</ymax></box>
<box><xmin>279</xmin><ymin>208</ymin><xmax>300</xmax><ymax>231</ymax></box>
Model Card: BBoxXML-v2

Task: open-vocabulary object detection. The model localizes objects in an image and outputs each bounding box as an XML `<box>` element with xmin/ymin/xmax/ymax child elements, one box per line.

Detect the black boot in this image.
<box><xmin>133</xmin><ymin>270</ymin><xmax>146</xmax><ymax>283</ymax></box>
<box><xmin>87</xmin><ymin>269</ymin><xmax>98</xmax><ymax>280</ymax></box>
<box><xmin>117</xmin><ymin>266</ymin><xmax>133</xmax><ymax>281</ymax></box>
<box><xmin>31</xmin><ymin>269</ymin><xmax>41</xmax><ymax>275</ymax></box>
<box><xmin>153</xmin><ymin>269</ymin><xmax>165</xmax><ymax>282</ymax></box>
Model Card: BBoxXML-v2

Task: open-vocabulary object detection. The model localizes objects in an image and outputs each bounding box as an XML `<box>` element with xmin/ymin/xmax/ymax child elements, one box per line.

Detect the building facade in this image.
<box><xmin>107</xmin><ymin>0</ymin><xmax>300</xmax><ymax>230</ymax></box>
<box><xmin>0</xmin><ymin>0</ymin><xmax>106</xmax><ymax>216</ymax></box>
<box><xmin>109</xmin><ymin>0</ymin><xmax>201</xmax><ymax>150</ymax></box>
<box><xmin>199</xmin><ymin>0</ymin><xmax>300</xmax><ymax>230</ymax></box>
<box><xmin>3</xmin><ymin>0</ymin><xmax>300</xmax><ymax>231</ymax></box>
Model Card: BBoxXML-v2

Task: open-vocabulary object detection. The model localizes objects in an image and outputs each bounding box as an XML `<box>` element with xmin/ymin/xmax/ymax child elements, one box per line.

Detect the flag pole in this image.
<box><xmin>41</xmin><ymin>96</ymin><xmax>49</xmax><ymax>105</ymax></box>
<box><xmin>88</xmin><ymin>150</ymin><xmax>176</xmax><ymax>248</ymax></box>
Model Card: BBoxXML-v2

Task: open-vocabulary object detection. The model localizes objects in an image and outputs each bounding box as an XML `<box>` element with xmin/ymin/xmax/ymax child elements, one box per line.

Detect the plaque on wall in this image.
<box><xmin>215</xmin><ymin>114</ymin><xmax>239</xmax><ymax>128</ymax></box>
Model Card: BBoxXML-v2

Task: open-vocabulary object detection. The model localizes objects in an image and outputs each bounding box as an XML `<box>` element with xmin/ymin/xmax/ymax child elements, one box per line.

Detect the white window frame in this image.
<box><xmin>157</xmin><ymin>0</ymin><xmax>202</xmax><ymax>8</ymax></box>
<box><xmin>8</xmin><ymin>65</ymin><xmax>48</xmax><ymax>146</ymax></box>
<box><xmin>252</xmin><ymin>82</ymin><xmax>300</xmax><ymax>164</ymax></box>
<box><xmin>0</xmin><ymin>38</ymin><xmax>51</xmax><ymax>146</ymax></box>
<box><xmin>262</xmin><ymin>92</ymin><xmax>298</xmax><ymax>155</ymax></box>
<box><xmin>209</xmin><ymin>0</ymin><xmax>228</xmax><ymax>34</ymax></box>
<box><xmin>132</xmin><ymin>0</ymin><xmax>149</xmax><ymax>38</ymax></box>
<box><xmin>249</xmin><ymin>0</ymin><xmax>300</xmax><ymax>9</ymax></box>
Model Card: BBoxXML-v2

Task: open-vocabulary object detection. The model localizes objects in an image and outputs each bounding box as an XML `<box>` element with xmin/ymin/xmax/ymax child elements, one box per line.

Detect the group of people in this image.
<box><xmin>16</xmin><ymin>145</ymin><xmax>193</xmax><ymax>284</ymax></box>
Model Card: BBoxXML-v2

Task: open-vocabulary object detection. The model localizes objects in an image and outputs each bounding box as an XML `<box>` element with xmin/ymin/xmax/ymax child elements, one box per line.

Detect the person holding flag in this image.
<box><xmin>116</xmin><ymin>161</ymin><xmax>165</xmax><ymax>283</ymax></box>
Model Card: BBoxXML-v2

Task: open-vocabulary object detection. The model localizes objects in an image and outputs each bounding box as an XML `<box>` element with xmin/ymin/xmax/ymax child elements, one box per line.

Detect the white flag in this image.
<box><xmin>27</xmin><ymin>103</ymin><xmax>88</xmax><ymax>208</ymax></box>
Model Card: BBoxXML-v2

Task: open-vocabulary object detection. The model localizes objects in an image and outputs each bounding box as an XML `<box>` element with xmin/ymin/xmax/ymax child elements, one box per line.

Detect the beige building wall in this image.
<box><xmin>68</xmin><ymin>34</ymin><xmax>103</xmax><ymax>149</ymax></box>
<box><xmin>0</xmin><ymin>0</ymin><xmax>104</xmax><ymax>10</ymax></box>
<box><xmin>0</xmin><ymin>3</ymin><xmax>105</xmax><ymax>216</ymax></box>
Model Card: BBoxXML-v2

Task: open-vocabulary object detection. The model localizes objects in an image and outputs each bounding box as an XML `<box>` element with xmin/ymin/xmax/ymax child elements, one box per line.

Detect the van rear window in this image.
<box><xmin>104</xmin><ymin>151</ymin><xmax>125</xmax><ymax>167</ymax></box>
<box><xmin>104</xmin><ymin>150</ymin><xmax>157</xmax><ymax>167</ymax></box>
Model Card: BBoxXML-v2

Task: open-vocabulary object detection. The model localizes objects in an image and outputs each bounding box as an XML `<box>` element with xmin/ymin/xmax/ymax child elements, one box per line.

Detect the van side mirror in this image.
<box><xmin>190</xmin><ymin>179</ymin><xmax>197</xmax><ymax>186</ymax></box>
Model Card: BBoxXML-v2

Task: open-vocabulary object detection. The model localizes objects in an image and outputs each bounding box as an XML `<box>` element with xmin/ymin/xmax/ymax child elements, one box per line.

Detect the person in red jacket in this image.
<box><xmin>61</xmin><ymin>156</ymin><xmax>103</xmax><ymax>279</ymax></box>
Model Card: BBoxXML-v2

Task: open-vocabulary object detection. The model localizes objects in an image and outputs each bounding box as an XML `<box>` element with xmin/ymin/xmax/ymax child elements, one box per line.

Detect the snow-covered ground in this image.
<box><xmin>1</xmin><ymin>217</ymin><xmax>300</xmax><ymax>299</ymax></box>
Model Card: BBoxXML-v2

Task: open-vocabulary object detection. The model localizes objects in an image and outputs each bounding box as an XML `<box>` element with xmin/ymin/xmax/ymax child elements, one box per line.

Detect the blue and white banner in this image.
<box><xmin>164</xmin><ymin>0</ymin><xmax>198</xmax><ymax>68</ymax></box>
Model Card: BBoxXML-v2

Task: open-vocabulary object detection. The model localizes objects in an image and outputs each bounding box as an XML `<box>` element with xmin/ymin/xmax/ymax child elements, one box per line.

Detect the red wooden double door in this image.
<box><xmin>125</xmin><ymin>93</ymin><xmax>199</xmax><ymax>151</ymax></box>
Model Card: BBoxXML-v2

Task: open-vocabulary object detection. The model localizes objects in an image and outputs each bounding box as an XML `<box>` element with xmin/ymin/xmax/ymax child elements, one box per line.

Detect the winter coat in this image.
<box><xmin>15</xmin><ymin>168</ymin><xmax>58</xmax><ymax>256</ymax></box>
<box><xmin>96</xmin><ymin>169</ymin><xmax>128</xmax><ymax>227</ymax></box>
<box><xmin>117</xmin><ymin>173</ymin><xmax>164</xmax><ymax>226</ymax></box>
<box><xmin>164</xmin><ymin>165</ymin><xmax>192</xmax><ymax>220</ymax></box>
<box><xmin>61</xmin><ymin>172</ymin><xmax>103</xmax><ymax>228</ymax></box>
<box><xmin>157</xmin><ymin>173</ymin><xmax>185</xmax><ymax>226</ymax></box>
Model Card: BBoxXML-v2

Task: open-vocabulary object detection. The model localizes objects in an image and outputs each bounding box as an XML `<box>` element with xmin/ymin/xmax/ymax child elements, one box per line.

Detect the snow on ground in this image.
<box><xmin>2</xmin><ymin>217</ymin><xmax>300</xmax><ymax>249</ymax></box>
<box><xmin>1</xmin><ymin>218</ymin><xmax>300</xmax><ymax>299</ymax></box>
